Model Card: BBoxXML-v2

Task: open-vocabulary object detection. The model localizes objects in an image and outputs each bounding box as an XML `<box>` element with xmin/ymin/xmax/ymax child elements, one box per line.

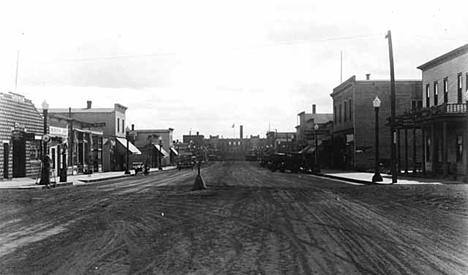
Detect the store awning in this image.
<box><xmin>170</xmin><ymin>147</ymin><xmax>179</xmax><ymax>156</ymax></box>
<box><xmin>298</xmin><ymin>140</ymin><xmax>322</xmax><ymax>154</ymax></box>
<box><xmin>116</xmin><ymin>137</ymin><xmax>141</xmax><ymax>154</ymax></box>
<box><xmin>154</xmin><ymin>144</ymin><xmax>169</xmax><ymax>157</ymax></box>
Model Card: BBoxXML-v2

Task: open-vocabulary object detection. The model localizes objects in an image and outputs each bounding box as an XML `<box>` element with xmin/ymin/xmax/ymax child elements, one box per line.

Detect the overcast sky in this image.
<box><xmin>1</xmin><ymin>0</ymin><xmax>466</xmax><ymax>140</ymax></box>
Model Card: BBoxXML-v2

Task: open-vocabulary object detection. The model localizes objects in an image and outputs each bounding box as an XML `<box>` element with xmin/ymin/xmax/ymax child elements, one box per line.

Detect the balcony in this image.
<box><xmin>392</xmin><ymin>103</ymin><xmax>467</xmax><ymax>128</ymax></box>
<box><xmin>436</xmin><ymin>102</ymin><xmax>467</xmax><ymax>114</ymax></box>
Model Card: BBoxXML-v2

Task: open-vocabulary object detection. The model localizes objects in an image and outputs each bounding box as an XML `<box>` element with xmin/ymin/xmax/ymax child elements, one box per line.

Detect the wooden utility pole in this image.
<box><xmin>386</xmin><ymin>30</ymin><xmax>397</xmax><ymax>184</ymax></box>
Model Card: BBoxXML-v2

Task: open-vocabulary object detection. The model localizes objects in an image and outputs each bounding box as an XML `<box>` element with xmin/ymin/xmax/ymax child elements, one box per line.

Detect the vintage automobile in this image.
<box><xmin>269</xmin><ymin>152</ymin><xmax>312</xmax><ymax>173</ymax></box>
<box><xmin>177</xmin><ymin>155</ymin><xmax>196</xmax><ymax>170</ymax></box>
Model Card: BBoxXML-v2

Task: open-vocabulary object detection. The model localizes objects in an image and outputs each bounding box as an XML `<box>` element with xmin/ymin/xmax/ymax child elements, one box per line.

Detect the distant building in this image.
<box><xmin>132</xmin><ymin>128</ymin><xmax>175</xmax><ymax>167</ymax></box>
<box><xmin>49</xmin><ymin>100</ymin><xmax>140</xmax><ymax>172</ymax></box>
<box><xmin>296</xmin><ymin>104</ymin><xmax>333</xmax><ymax>146</ymax></box>
<box><xmin>266</xmin><ymin>131</ymin><xmax>296</xmax><ymax>153</ymax></box>
<box><xmin>396</xmin><ymin>44</ymin><xmax>468</xmax><ymax>178</ymax></box>
<box><xmin>331</xmin><ymin>75</ymin><xmax>422</xmax><ymax>171</ymax></box>
<box><xmin>0</xmin><ymin>92</ymin><xmax>43</xmax><ymax>179</ymax></box>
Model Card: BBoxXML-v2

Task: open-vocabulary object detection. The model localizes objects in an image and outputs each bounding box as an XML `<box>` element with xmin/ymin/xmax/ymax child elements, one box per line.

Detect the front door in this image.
<box><xmin>12</xmin><ymin>139</ymin><xmax>26</xmax><ymax>177</ymax></box>
<box><xmin>3</xmin><ymin>142</ymin><xmax>9</xmax><ymax>178</ymax></box>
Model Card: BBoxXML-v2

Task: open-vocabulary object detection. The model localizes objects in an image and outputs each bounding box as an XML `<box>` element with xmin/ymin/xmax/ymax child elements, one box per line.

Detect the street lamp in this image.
<box><xmin>158</xmin><ymin>136</ymin><xmax>163</xmax><ymax>170</ymax></box>
<box><xmin>465</xmin><ymin>91</ymin><xmax>468</xmax><ymax>183</ymax></box>
<box><xmin>372</xmin><ymin>96</ymin><xmax>383</xmax><ymax>182</ymax></box>
<box><xmin>314</xmin><ymin>124</ymin><xmax>320</xmax><ymax>173</ymax></box>
<box><xmin>39</xmin><ymin>100</ymin><xmax>50</xmax><ymax>185</ymax></box>
<box><xmin>124</xmin><ymin>128</ymin><xmax>130</xmax><ymax>174</ymax></box>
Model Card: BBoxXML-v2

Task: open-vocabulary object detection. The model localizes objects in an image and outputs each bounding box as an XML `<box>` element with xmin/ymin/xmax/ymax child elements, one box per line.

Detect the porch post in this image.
<box><xmin>397</xmin><ymin>128</ymin><xmax>401</xmax><ymax>174</ymax></box>
<box><xmin>442</xmin><ymin>122</ymin><xmax>448</xmax><ymax>177</ymax></box>
<box><xmin>405</xmin><ymin>128</ymin><xmax>408</xmax><ymax>174</ymax></box>
<box><xmin>413</xmin><ymin>125</ymin><xmax>417</xmax><ymax>174</ymax></box>
<box><xmin>421</xmin><ymin>125</ymin><xmax>426</xmax><ymax>175</ymax></box>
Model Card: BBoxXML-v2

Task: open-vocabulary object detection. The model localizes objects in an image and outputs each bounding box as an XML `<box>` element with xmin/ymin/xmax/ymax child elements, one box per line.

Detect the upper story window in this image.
<box><xmin>122</xmin><ymin>119</ymin><xmax>125</xmax><ymax>133</ymax></box>
<box><xmin>334</xmin><ymin>105</ymin><xmax>337</xmax><ymax>122</ymax></box>
<box><xmin>349</xmin><ymin>99</ymin><xmax>352</xmax><ymax>121</ymax></box>
<box><xmin>339</xmin><ymin>104</ymin><xmax>342</xmax><ymax>123</ymax></box>
<box><xmin>426</xmin><ymin>84</ymin><xmax>430</xmax><ymax>107</ymax></box>
<box><xmin>344</xmin><ymin>100</ymin><xmax>347</xmax><ymax>122</ymax></box>
<box><xmin>433</xmin><ymin>81</ymin><xmax>438</xmax><ymax>106</ymax></box>
<box><xmin>117</xmin><ymin>118</ymin><xmax>120</xmax><ymax>132</ymax></box>
<box><xmin>443</xmin><ymin>78</ymin><xmax>448</xmax><ymax>103</ymax></box>
<box><xmin>458</xmin><ymin>73</ymin><xmax>463</xmax><ymax>103</ymax></box>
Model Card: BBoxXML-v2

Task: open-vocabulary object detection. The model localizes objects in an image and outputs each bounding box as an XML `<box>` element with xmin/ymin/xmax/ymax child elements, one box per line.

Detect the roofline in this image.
<box><xmin>417</xmin><ymin>43</ymin><xmax>468</xmax><ymax>71</ymax></box>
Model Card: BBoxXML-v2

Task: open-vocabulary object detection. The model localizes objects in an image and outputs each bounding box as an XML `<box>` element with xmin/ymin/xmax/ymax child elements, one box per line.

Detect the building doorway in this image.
<box><xmin>13</xmin><ymin>138</ymin><xmax>26</xmax><ymax>177</ymax></box>
<box><xmin>3</xmin><ymin>142</ymin><xmax>9</xmax><ymax>179</ymax></box>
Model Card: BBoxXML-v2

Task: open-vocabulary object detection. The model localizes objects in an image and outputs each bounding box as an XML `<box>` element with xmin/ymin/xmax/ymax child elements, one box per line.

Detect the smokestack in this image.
<box><xmin>240</xmin><ymin>125</ymin><xmax>243</xmax><ymax>139</ymax></box>
<box><xmin>131</xmin><ymin>124</ymin><xmax>134</xmax><ymax>131</ymax></box>
<box><xmin>86</xmin><ymin>100</ymin><xmax>92</xmax><ymax>109</ymax></box>
<box><xmin>366</xmin><ymin>74</ymin><xmax>371</xmax><ymax>80</ymax></box>
<box><xmin>196</xmin><ymin>131</ymin><xmax>199</xmax><ymax>136</ymax></box>
<box><xmin>312</xmin><ymin>104</ymin><xmax>316</xmax><ymax>114</ymax></box>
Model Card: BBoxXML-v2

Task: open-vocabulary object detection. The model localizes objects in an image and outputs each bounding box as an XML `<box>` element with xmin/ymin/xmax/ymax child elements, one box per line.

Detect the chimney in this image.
<box><xmin>240</xmin><ymin>125</ymin><xmax>243</xmax><ymax>140</ymax></box>
<box><xmin>86</xmin><ymin>100</ymin><xmax>92</xmax><ymax>109</ymax></box>
<box><xmin>366</xmin><ymin>74</ymin><xmax>371</xmax><ymax>80</ymax></box>
<box><xmin>131</xmin><ymin>124</ymin><xmax>134</xmax><ymax>131</ymax></box>
<box><xmin>196</xmin><ymin>131</ymin><xmax>199</xmax><ymax>136</ymax></box>
<box><xmin>312</xmin><ymin>104</ymin><xmax>316</xmax><ymax>114</ymax></box>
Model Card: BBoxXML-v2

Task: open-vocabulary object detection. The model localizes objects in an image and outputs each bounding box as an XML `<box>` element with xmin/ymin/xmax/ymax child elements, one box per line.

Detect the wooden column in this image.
<box><xmin>405</xmin><ymin>128</ymin><xmax>409</xmax><ymax>174</ymax></box>
<box><xmin>413</xmin><ymin>125</ymin><xmax>417</xmax><ymax>174</ymax></box>
<box><xmin>397</xmin><ymin>129</ymin><xmax>401</xmax><ymax>174</ymax></box>
<box><xmin>442</xmin><ymin>122</ymin><xmax>448</xmax><ymax>177</ymax></box>
<box><xmin>422</xmin><ymin>125</ymin><xmax>426</xmax><ymax>175</ymax></box>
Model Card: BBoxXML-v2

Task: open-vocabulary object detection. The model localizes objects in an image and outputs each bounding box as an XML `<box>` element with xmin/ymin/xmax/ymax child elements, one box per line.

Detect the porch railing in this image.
<box><xmin>436</xmin><ymin>103</ymin><xmax>467</xmax><ymax>114</ymax></box>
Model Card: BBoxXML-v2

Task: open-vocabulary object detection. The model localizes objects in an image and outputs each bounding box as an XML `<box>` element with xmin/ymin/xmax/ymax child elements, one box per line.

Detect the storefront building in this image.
<box><xmin>0</xmin><ymin>92</ymin><xmax>43</xmax><ymax>179</ymax></box>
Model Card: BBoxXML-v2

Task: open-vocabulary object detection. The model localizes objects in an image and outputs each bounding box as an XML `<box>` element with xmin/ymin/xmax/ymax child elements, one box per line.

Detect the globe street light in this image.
<box><xmin>372</xmin><ymin>96</ymin><xmax>383</xmax><ymax>182</ymax></box>
<box><xmin>314</xmin><ymin>123</ymin><xmax>320</xmax><ymax>173</ymax></box>
<box><xmin>39</xmin><ymin>100</ymin><xmax>50</xmax><ymax>185</ymax></box>
<box><xmin>465</xmin><ymin>91</ymin><xmax>468</xmax><ymax>183</ymax></box>
<box><xmin>124</xmin><ymin>128</ymin><xmax>131</xmax><ymax>174</ymax></box>
<box><xmin>158</xmin><ymin>136</ymin><xmax>163</xmax><ymax>171</ymax></box>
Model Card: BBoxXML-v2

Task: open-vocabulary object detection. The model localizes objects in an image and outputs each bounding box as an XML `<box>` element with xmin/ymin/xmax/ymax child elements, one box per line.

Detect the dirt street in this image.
<box><xmin>0</xmin><ymin>162</ymin><xmax>467</xmax><ymax>274</ymax></box>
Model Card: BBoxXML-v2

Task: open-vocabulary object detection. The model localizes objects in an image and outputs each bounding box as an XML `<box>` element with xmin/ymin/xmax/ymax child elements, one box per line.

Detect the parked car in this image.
<box><xmin>177</xmin><ymin>155</ymin><xmax>196</xmax><ymax>170</ymax></box>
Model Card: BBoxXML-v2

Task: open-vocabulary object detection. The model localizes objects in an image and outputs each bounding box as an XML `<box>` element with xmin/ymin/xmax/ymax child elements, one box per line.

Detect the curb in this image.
<box><xmin>78</xmin><ymin>174</ymin><xmax>134</xmax><ymax>183</ymax></box>
<box><xmin>317</xmin><ymin>173</ymin><xmax>375</xmax><ymax>185</ymax></box>
<box><xmin>7</xmin><ymin>182</ymin><xmax>74</xmax><ymax>190</ymax></box>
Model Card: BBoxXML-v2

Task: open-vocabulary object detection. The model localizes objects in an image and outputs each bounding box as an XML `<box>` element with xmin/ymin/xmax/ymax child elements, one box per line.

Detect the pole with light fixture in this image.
<box><xmin>124</xmin><ymin>129</ymin><xmax>130</xmax><ymax>175</ymax></box>
<box><xmin>158</xmin><ymin>136</ymin><xmax>163</xmax><ymax>171</ymax></box>
<box><xmin>372</xmin><ymin>96</ymin><xmax>383</xmax><ymax>182</ymax></box>
<box><xmin>465</xmin><ymin>91</ymin><xmax>468</xmax><ymax>183</ymax></box>
<box><xmin>314</xmin><ymin>124</ymin><xmax>320</xmax><ymax>173</ymax></box>
<box><xmin>39</xmin><ymin>100</ymin><xmax>50</xmax><ymax>185</ymax></box>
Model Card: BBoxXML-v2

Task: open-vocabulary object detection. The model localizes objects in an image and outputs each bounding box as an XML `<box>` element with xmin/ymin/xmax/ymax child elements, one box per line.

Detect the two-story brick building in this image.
<box><xmin>331</xmin><ymin>75</ymin><xmax>422</xmax><ymax>171</ymax></box>
<box><xmin>131</xmin><ymin>128</ymin><xmax>174</xmax><ymax>167</ymax></box>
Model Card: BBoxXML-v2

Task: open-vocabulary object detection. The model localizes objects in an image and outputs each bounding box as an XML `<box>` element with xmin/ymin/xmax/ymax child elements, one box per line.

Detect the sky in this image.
<box><xmin>1</xmin><ymin>0</ymin><xmax>467</xmax><ymax>141</ymax></box>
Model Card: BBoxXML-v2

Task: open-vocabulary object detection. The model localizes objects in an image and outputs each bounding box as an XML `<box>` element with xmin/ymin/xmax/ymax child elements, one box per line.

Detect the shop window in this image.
<box><xmin>344</xmin><ymin>100</ymin><xmax>347</xmax><ymax>122</ymax></box>
<box><xmin>456</xmin><ymin>135</ymin><xmax>463</xmax><ymax>162</ymax></box>
<box><xmin>433</xmin><ymin>81</ymin><xmax>438</xmax><ymax>106</ymax></box>
<box><xmin>117</xmin><ymin>118</ymin><xmax>120</xmax><ymax>132</ymax></box>
<box><xmin>29</xmin><ymin>140</ymin><xmax>41</xmax><ymax>160</ymax></box>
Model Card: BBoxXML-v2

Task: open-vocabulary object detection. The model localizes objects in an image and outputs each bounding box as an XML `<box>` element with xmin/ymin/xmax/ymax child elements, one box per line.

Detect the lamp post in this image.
<box><xmin>124</xmin><ymin>127</ymin><xmax>131</xmax><ymax>174</ymax></box>
<box><xmin>465</xmin><ymin>91</ymin><xmax>468</xmax><ymax>183</ymax></box>
<box><xmin>314</xmin><ymin>124</ymin><xmax>320</xmax><ymax>173</ymax></box>
<box><xmin>158</xmin><ymin>136</ymin><xmax>163</xmax><ymax>170</ymax></box>
<box><xmin>372</xmin><ymin>96</ymin><xmax>383</xmax><ymax>182</ymax></box>
<box><xmin>39</xmin><ymin>100</ymin><xmax>50</xmax><ymax>185</ymax></box>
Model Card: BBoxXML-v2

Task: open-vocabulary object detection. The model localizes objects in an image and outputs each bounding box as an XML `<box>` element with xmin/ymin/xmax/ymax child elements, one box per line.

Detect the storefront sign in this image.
<box><xmin>50</xmin><ymin>126</ymin><xmax>68</xmax><ymax>137</ymax></box>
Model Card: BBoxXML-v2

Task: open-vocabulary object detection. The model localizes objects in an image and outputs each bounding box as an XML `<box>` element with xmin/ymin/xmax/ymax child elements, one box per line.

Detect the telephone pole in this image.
<box><xmin>386</xmin><ymin>30</ymin><xmax>397</xmax><ymax>184</ymax></box>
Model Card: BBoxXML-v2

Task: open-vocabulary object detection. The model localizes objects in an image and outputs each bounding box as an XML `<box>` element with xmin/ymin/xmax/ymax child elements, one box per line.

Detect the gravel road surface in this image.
<box><xmin>0</xmin><ymin>161</ymin><xmax>467</xmax><ymax>274</ymax></box>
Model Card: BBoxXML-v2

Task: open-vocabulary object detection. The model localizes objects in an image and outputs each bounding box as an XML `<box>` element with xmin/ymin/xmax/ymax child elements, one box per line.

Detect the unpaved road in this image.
<box><xmin>0</xmin><ymin>161</ymin><xmax>467</xmax><ymax>274</ymax></box>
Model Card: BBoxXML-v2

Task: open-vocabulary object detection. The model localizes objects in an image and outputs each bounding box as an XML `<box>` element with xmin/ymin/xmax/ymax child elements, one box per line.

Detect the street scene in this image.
<box><xmin>1</xmin><ymin>162</ymin><xmax>467</xmax><ymax>274</ymax></box>
<box><xmin>1</xmin><ymin>1</ymin><xmax>468</xmax><ymax>274</ymax></box>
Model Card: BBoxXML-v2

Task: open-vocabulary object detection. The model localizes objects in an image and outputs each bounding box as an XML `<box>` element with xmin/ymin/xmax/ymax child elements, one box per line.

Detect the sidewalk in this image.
<box><xmin>0</xmin><ymin>166</ymin><xmax>176</xmax><ymax>190</ymax></box>
<box><xmin>318</xmin><ymin>169</ymin><xmax>466</xmax><ymax>185</ymax></box>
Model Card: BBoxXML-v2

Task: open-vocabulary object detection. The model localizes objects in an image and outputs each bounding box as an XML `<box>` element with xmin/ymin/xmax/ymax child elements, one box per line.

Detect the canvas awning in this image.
<box><xmin>170</xmin><ymin>147</ymin><xmax>179</xmax><ymax>156</ymax></box>
<box><xmin>154</xmin><ymin>144</ymin><xmax>169</xmax><ymax>157</ymax></box>
<box><xmin>298</xmin><ymin>140</ymin><xmax>322</xmax><ymax>154</ymax></box>
<box><xmin>116</xmin><ymin>137</ymin><xmax>141</xmax><ymax>154</ymax></box>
